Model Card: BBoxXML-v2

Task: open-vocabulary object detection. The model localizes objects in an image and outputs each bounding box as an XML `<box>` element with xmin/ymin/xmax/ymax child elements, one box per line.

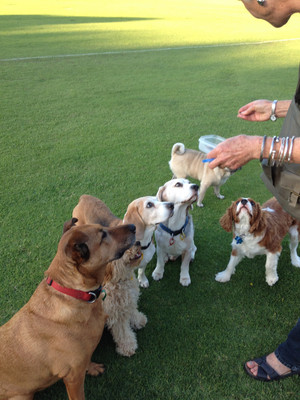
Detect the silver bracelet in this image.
<box><xmin>277</xmin><ymin>137</ymin><xmax>285</xmax><ymax>165</ymax></box>
<box><xmin>260</xmin><ymin>135</ymin><xmax>267</xmax><ymax>162</ymax></box>
<box><xmin>282</xmin><ymin>137</ymin><xmax>289</xmax><ymax>165</ymax></box>
<box><xmin>287</xmin><ymin>136</ymin><xmax>295</xmax><ymax>162</ymax></box>
<box><xmin>268</xmin><ymin>136</ymin><xmax>280</xmax><ymax>166</ymax></box>
<box><xmin>270</xmin><ymin>100</ymin><xmax>278</xmax><ymax>122</ymax></box>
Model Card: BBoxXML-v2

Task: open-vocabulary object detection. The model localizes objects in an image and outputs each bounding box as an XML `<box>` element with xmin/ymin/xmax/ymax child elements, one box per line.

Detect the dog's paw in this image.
<box><xmin>116</xmin><ymin>340</ymin><xmax>137</xmax><ymax>357</ymax></box>
<box><xmin>131</xmin><ymin>312</ymin><xmax>147</xmax><ymax>330</ymax></box>
<box><xmin>138</xmin><ymin>276</ymin><xmax>149</xmax><ymax>288</ymax></box>
<box><xmin>86</xmin><ymin>362</ymin><xmax>105</xmax><ymax>376</ymax></box>
<box><xmin>266</xmin><ymin>274</ymin><xmax>279</xmax><ymax>286</ymax></box>
<box><xmin>180</xmin><ymin>275</ymin><xmax>191</xmax><ymax>286</ymax></box>
<box><xmin>197</xmin><ymin>202</ymin><xmax>204</xmax><ymax>208</ymax></box>
<box><xmin>152</xmin><ymin>269</ymin><xmax>164</xmax><ymax>281</ymax></box>
<box><xmin>215</xmin><ymin>271</ymin><xmax>231</xmax><ymax>283</ymax></box>
<box><xmin>217</xmin><ymin>194</ymin><xmax>225</xmax><ymax>200</ymax></box>
<box><xmin>291</xmin><ymin>255</ymin><xmax>300</xmax><ymax>268</ymax></box>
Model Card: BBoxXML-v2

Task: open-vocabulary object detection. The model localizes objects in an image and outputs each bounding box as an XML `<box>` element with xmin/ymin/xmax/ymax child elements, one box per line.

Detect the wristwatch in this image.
<box><xmin>270</xmin><ymin>100</ymin><xmax>278</xmax><ymax>121</ymax></box>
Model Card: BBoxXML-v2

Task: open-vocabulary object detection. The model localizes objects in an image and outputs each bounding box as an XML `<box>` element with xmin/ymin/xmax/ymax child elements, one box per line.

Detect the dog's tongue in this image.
<box><xmin>135</xmin><ymin>251</ymin><xmax>142</xmax><ymax>259</ymax></box>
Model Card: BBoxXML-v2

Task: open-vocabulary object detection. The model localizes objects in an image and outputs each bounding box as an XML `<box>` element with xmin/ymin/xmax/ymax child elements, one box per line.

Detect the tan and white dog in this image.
<box><xmin>153</xmin><ymin>178</ymin><xmax>199</xmax><ymax>286</ymax></box>
<box><xmin>72</xmin><ymin>195</ymin><xmax>174</xmax><ymax>288</ymax></box>
<box><xmin>169</xmin><ymin>142</ymin><xmax>233</xmax><ymax>207</ymax></box>
<box><xmin>215</xmin><ymin>197</ymin><xmax>300</xmax><ymax>286</ymax></box>
<box><xmin>103</xmin><ymin>242</ymin><xmax>147</xmax><ymax>357</ymax></box>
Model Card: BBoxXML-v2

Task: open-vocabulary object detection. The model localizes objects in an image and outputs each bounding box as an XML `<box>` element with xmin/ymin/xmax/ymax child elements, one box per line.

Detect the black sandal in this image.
<box><xmin>244</xmin><ymin>356</ymin><xmax>300</xmax><ymax>382</ymax></box>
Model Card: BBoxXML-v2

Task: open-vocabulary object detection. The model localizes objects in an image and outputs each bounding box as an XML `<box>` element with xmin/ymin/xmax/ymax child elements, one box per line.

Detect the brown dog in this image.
<box><xmin>0</xmin><ymin>219</ymin><xmax>136</xmax><ymax>399</ymax></box>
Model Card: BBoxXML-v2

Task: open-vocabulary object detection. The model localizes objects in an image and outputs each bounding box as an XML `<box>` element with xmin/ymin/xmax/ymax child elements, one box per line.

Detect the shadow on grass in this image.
<box><xmin>0</xmin><ymin>15</ymin><xmax>159</xmax><ymax>30</ymax></box>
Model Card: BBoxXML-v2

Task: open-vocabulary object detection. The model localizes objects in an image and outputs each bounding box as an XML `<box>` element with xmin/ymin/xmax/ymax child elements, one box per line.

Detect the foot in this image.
<box><xmin>245</xmin><ymin>352</ymin><xmax>291</xmax><ymax>380</ymax></box>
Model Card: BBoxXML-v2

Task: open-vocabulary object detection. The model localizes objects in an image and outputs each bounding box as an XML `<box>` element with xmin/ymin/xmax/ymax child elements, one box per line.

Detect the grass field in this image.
<box><xmin>1</xmin><ymin>1</ymin><xmax>300</xmax><ymax>399</ymax></box>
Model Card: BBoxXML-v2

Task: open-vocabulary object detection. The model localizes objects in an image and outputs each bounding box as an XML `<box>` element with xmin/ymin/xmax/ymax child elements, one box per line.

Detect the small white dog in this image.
<box><xmin>215</xmin><ymin>197</ymin><xmax>300</xmax><ymax>286</ymax></box>
<box><xmin>153</xmin><ymin>178</ymin><xmax>199</xmax><ymax>286</ymax></box>
<box><xmin>169</xmin><ymin>142</ymin><xmax>233</xmax><ymax>207</ymax></box>
<box><xmin>103</xmin><ymin>242</ymin><xmax>147</xmax><ymax>357</ymax></box>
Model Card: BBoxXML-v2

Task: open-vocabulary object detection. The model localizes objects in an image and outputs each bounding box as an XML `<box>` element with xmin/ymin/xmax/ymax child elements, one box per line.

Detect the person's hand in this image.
<box><xmin>206</xmin><ymin>135</ymin><xmax>261</xmax><ymax>171</ymax></box>
<box><xmin>237</xmin><ymin>100</ymin><xmax>272</xmax><ymax>122</ymax></box>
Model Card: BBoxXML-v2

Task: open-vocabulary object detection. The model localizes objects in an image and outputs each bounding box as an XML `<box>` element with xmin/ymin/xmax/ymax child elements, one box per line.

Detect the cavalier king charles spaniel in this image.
<box><xmin>215</xmin><ymin>197</ymin><xmax>300</xmax><ymax>286</ymax></box>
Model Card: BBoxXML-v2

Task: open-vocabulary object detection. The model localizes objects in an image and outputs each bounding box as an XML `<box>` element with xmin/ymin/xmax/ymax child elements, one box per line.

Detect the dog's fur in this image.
<box><xmin>215</xmin><ymin>197</ymin><xmax>300</xmax><ymax>286</ymax></box>
<box><xmin>72</xmin><ymin>194</ymin><xmax>174</xmax><ymax>288</ymax></box>
<box><xmin>169</xmin><ymin>142</ymin><xmax>233</xmax><ymax>207</ymax></box>
<box><xmin>102</xmin><ymin>242</ymin><xmax>147</xmax><ymax>357</ymax></box>
<box><xmin>0</xmin><ymin>220</ymin><xmax>135</xmax><ymax>400</ymax></box>
<box><xmin>153</xmin><ymin>178</ymin><xmax>199</xmax><ymax>286</ymax></box>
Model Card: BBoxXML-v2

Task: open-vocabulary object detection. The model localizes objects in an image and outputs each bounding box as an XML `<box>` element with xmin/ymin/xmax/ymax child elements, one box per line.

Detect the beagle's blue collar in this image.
<box><xmin>159</xmin><ymin>216</ymin><xmax>189</xmax><ymax>237</ymax></box>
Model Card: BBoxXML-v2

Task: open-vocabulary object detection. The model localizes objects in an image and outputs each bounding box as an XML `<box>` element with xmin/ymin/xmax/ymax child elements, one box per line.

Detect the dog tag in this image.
<box><xmin>169</xmin><ymin>237</ymin><xmax>175</xmax><ymax>246</ymax></box>
<box><xmin>180</xmin><ymin>233</ymin><xmax>186</xmax><ymax>240</ymax></box>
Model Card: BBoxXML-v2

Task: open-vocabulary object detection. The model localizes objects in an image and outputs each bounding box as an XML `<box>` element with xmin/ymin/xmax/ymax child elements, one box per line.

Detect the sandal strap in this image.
<box><xmin>255</xmin><ymin>356</ymin><xmax>280</xmax><ymax>380</ymax></box>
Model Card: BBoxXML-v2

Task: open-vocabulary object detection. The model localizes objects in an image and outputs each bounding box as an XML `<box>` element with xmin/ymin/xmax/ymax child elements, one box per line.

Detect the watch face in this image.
<box><xmin>270</xmin><ymin>114</ymin><xmax>277</xmax><ymax>121</ymax></box>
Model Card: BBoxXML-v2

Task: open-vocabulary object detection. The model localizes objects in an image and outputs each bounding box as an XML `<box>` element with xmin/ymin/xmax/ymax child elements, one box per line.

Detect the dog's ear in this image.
<box><xmin>63</xmin><ymin>217</ymin><xmax>78</xmax><ymax>234</ymax></box>
<box><xmin>102</xmin><ymin>261</ymin><xmax>114</xmax><ymax>286</ymax></box>
<box><xmin>156</xmin><ymin>185</ymin><xmax>166</xmax><ymax>201</ymax></box>
<box><xmin>249</xmin><ymin>202</ymin><xmax>266</xmax><ymax>233</ymax></box>
<box><xmin>219</xmin><ymin>203</ymin><xmax>235</xmax><ymax>232</ymax></box>
<box><xmin>65</xmin><ymin>230</ymin><xmax>90</xmax><ymax>264</ymax></box>
<box><xmin>124</xmin><ymin>201</ymin><xmax>145</xmax><ymax>241</ymax></box>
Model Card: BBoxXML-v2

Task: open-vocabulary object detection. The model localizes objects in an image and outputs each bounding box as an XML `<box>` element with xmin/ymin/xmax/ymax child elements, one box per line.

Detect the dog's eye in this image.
<box><xmin>175</xmin><ymin>182</ymin><xmax>182</xmax><ymax>187</ymax></box>
<box><xmin>250</xmin><ymin>201</ymin><xmax>255</xmax><ymax>206</ymax></box>
<box><xmin>101</xmin><ymin>230</ymin><xmax>107</xmax><ymax>239</ymax></box>
<box><xmin>236</xmin><ymin>200</ymin><xmax>240</xmax><ymax>205</ymax></box>
<box><xmin>146</xmin><ymin>202</ymin><xmax>153</xmax><ymax>208</ymax></box>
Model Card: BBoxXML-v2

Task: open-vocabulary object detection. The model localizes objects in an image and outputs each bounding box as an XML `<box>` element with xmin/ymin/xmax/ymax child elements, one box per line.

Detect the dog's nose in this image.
<box><xmin>191</xmin><ymin>184</ymin><xmax>199</xmax><ymax>191</ymax></box>
<box><xmin>135</xmin><ymin>241</ymin><xmax>141</xmax><ymax>246</ymax></box>
<box><xmin>167</xmin><ymin>202</ymin><xmax>174</xmax><ymax>210</ymax></box>
<box><xmin>241</xmin><ymin>199</ymin><xmax>248</xmax><ymax>206</ymax></box>
<box><xmin>128</xmin><ymin>224</ymin><xmax>136</xmax><ymax>233</ymax></box>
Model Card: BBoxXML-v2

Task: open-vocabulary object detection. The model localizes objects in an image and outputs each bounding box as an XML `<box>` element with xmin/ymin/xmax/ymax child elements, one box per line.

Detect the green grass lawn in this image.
<box><xmin>1</xmin><ymin>1</ymin><xmax>300</xmax><ymax>399</ymax></box>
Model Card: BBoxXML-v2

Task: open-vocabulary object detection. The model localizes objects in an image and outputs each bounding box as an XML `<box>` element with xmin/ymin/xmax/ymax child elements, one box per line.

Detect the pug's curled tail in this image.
<box><xmin>171</xmin><ymin>142</ymin><xmax>186</xmax><ymax>156</ymax></box>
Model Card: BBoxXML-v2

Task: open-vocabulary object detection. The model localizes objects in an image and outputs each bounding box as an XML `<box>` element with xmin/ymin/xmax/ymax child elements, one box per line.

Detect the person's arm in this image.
<box><xmin>237</xmin><ymin>100</ymin><xmax>291</xmax><ymax>121</ymax></box>
<box><xmin>207</xmin><ymin>135</ymin><xmax>300</xmax><ymax>171</ymax></box>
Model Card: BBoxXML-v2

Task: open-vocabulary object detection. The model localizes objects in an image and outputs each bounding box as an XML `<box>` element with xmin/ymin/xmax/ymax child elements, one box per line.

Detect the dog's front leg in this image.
<box><xmin>215</xmin><ymin>250</ymin><xmax>242</xmax><ymax>283</ymax></box>
<box><xmin>265</xmin><ymin>252</ymin><xmax>280</xmax><ymax>286</ymax></box>
<box><xmin>179</xmin><ymin>249</ymin><xmax>193</xmax><ymax>286</ymax></box>
<box><xmin>152</xmin><ymin>247</ymin><xmax>166</xmax><ymax>281</ymax></box>
<box><xmin>137</xmin><ymin>264</ymin><xmax>149</xmax><ymax>288</ymax></box>
<box><xmin>111</xmin><ymin>320</ymin><xmax>137</xmax><ymax>357</ymax></box>
<box><xmin>63</xmin><ymin>373</ymin><xmax>85</xmax><ymax>400</ymax></box>
<box><xmin>289</xmin><ymin>225</ymin><xmax>300</xmax><ymax>267</ymax></box>
<box><xmin>197</xmin><ymin>183</ymin><xmax>209</xmax><ymax>207</ymax></box>
<box><xmin>130</xmin><ymin>309</ymin><xmax>147</xmax><ymax>330</ymax></box>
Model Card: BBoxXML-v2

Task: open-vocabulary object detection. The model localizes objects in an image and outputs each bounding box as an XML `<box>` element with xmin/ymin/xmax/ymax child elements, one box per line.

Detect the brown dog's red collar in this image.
<box><xmin>46</xmin><ymin>277</ymin><xmax>103</xmax><ymax>303</ymax></box>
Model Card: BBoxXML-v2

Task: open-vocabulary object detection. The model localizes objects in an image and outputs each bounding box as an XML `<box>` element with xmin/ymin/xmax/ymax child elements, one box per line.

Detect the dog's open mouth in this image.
<box><xmin>182</xmin><ymin>193</ymin><xmax>198</xmax><ymax>204</ymax></box>
<box><xmin>130</xmin><ymin>251</ymin><xmax>142</xmax><ymax>261</ymax></box>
